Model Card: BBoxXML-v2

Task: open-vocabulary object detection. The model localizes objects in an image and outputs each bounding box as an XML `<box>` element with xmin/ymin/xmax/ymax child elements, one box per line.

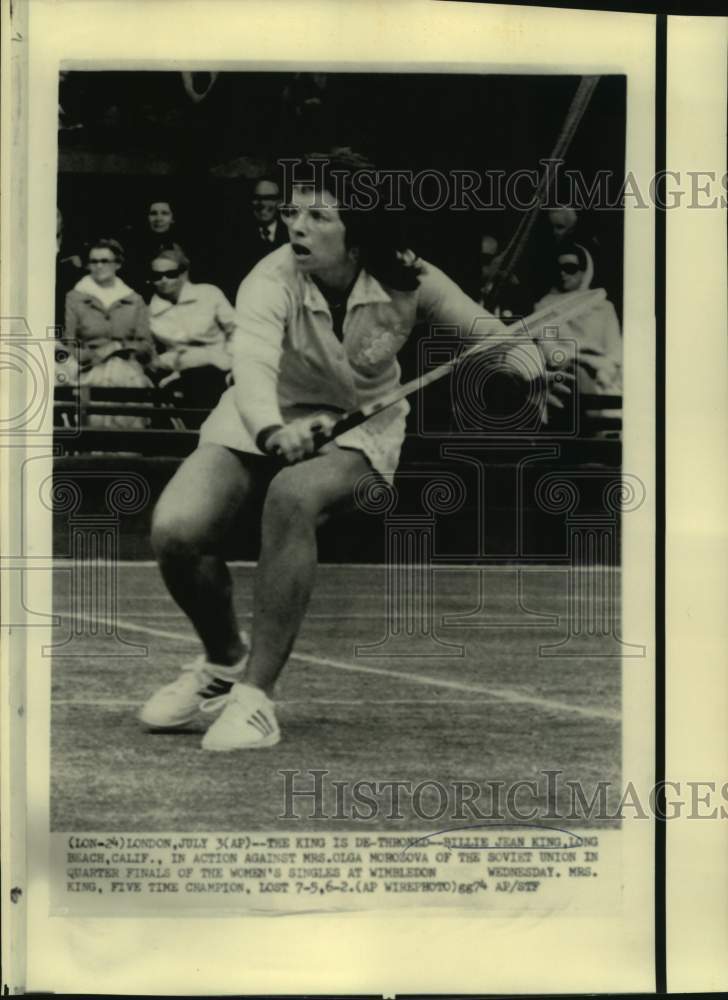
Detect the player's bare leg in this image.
<box><xmin>202</xmin><ymin>446</ymin><xmax>371</xmax><ymax>750</ymax></box>
<box><xmin>151</xmin><ymin>444</ymin><xmax>255</xmax><ymax>664</ymax></box>
<box><xmin>159</xmin><ymin>552</ymin><xmax>245</xmax><ymax>666</ymax></box>
<box><xmin>248</xmin><ymin>446</ymin><xmax>370</xmax><ymax>690</ymax></box>
<box><xmin>139</xmin><ymin>444</ymin><xmax>262</xmax><ymax>729</ymax></box>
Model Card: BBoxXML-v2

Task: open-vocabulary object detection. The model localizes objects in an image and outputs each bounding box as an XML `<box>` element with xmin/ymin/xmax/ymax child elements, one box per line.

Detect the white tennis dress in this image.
<box><xmin>200</xmin><ymin>245</ymin><xmax>527</xmax><ymax>479</ymax></box>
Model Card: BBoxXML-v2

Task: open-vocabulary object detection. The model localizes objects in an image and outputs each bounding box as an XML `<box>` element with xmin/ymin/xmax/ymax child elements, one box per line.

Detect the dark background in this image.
<box><xmin>57</xmin><ymin>70</ymin><xmax>626</xmax><ymax>314</ymax></box>
<box><xmin>55</xmin><ymin>70</ymin><xmax>627</xmax><ymax>561</ymax></box>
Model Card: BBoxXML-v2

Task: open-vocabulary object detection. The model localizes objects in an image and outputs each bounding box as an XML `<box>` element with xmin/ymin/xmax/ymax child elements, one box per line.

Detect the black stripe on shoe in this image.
<box><xmin>247</xmin><ymin>709</ymin><xmax>274</xmax><ymax>737</ymax></box>
<box><xmin>200</xmin><ymin>678</ymin><xmax>234</xmax><ymax>699</ymax></box>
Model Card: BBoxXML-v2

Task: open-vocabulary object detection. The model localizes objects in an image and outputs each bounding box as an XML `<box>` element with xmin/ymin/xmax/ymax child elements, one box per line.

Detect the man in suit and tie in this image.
<box><xmin>215</xmin><ymin>176</ymin><xmax>289</xmax><ymax>302</ymax></box>
<box><xmin>251</xmin><ymin>177</ymin><xmax>287</xmax><ymax>252</ymax></box>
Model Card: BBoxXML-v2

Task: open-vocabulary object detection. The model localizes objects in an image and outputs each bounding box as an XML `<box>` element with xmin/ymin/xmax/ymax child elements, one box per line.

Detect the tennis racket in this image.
<box><xmin>310</xmin><ymin>288</ymin><xmax>606</xmax><ymax>449</ymax></box>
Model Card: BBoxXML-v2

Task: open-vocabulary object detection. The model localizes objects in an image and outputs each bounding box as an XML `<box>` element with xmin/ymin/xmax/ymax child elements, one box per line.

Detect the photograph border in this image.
<box><xmin>3</xmin><ymin>1</ymin><xmax>725</xmax><ymax>995</ymax></box>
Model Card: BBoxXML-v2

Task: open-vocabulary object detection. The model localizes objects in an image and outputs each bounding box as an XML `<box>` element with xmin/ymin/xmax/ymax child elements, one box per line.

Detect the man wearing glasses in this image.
<box><xmin>250</xmin><ymin>177</ymin><xmax>287</xmax><ymax>253</ymax></box>
<box><xmin>215</xmin><ymin>176</ymin><xmax>289</xmax><ymax>303</ymax></box>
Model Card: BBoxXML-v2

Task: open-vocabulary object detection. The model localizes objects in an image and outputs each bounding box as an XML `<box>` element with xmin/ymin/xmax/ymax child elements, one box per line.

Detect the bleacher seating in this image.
<box><xmin>54</xmin><ymin>384</ymin><xmax>622</xmax><ymax>460</ymax></box>
<box><xmin>52</xmin><ymin>385</ymin><xmax>621</xmax><ymax>562</ymax></box>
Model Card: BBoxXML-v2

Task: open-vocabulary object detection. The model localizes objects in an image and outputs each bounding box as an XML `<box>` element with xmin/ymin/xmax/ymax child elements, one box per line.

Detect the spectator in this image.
<box><xmin>545</xmin><ymin>205</ymin><xmax>606</xmax><ymax>283</ymax></box>
<box><xmin>535</xmin><ymin>242</ymin><xmax>622</xmax><ymax>397</ymax></box>
<box><xmin>123</xmin><ymin>197</ymin><xmax>190</xmax><ymax>297</ymax></box>
<box><xmin>477</xmin><ymin>232</ymin><xmax>531</xmax><ymax>320</ymax></box>
<box><xmin>64</xmin><ymin>237</ymin><xmax>152</xmax><ymax>367</ymax></box>
<box><xmin>479</xmin><ymin>234</ymin><xmax>500</xmax><ymax>291</ymax></box>
<box><xmin>547</xmin><ymin>206</ymin><xmax>580</xmax><ymax>243</ymax></box>
<box><xmin>147</xmin><ymin>244</ymin><xmax>235</xmax><ymax>425</ymax></box>
<box><xmin>147</xmin><ymin>200</ymin><xmax>176</xmax><ymax>238</ymax></box>
<box><xmin>250</xmin><ymin>178</ymin><xmax>287</xmax><ymax>252</ymax></box>
<box><xmin>63</xmin><ymin>237</ymin><xmax>154</xmax><ymax>426</ymax></box>
<box><xmin>529</xmin><ymin>205</ymin><xmax>608</xmax><ymax>303</ymax></box>
<box><xmin>214</xmin><ymin>177</ymin><xmax>289</xmax><ymax>302</ymax></box>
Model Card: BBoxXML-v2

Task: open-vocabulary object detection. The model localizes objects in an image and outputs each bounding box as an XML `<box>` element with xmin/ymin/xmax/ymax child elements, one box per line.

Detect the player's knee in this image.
<box><xmin>151</xmin><ymin>503</ymin><xmax>206</xmax><ymax>561</ymax></box>
<box><xmin>263</xmin><ymin>469</ymin><xmax>321</xmax><ymax>531</ymax></box>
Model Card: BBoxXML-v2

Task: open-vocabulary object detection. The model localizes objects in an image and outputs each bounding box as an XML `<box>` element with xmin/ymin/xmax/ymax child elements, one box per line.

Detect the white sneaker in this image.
<box><xmin>201</xmin><ymin>682</ymin><xmax>280</xmax><ymax>751</ymax></box>
<box><xmin>139</xmin><ymin>634</ymin><xmax>249</xmax><ymax>730</ymax></box>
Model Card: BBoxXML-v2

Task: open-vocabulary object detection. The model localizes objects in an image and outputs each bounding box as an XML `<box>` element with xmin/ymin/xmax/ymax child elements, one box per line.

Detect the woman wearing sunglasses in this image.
<box><xmin>147</xmin><ymin>244</ymin><xmax>236</xmax><ymax>424</ymax></box>
<box><xmin>62</xmin><ymin>237</ymin><xmax>154</xmax><ymax>425</ymax></box>
<box><xmin>122</xmin><ymin>197</ymin><xmax>195</xmax><ymax>299</ymax></box>
<box><xmin>535</xmin><ymin>242</ymin><xmax>622</xmax><ymax>397</ymax></box>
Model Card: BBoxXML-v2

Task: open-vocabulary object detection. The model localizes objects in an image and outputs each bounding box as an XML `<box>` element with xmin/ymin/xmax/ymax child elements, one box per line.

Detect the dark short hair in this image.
<box><xmin>88</xmin><ymin>237</ymin><xmax>125</xmax><ymax>263</ymax></box>
<box><xmin>145</xmin><ymin>198</ymin><xmax>177</xmax><ymax>230</ymax></box>
<box><xmin>147</xmin><ymin>198</ymin><xmax>175</xmax><ymax>211</ymax></box>
<box><xmin>283</xmin><ymin>148</ymin><xmax>419</xmax><ymax>292</ymax></box>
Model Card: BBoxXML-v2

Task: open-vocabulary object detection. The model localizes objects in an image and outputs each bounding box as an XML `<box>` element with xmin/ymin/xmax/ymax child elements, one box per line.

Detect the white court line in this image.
<box><xmin>53</xmin><ymin>590</ymin><xmax>621</xmax><ymax>618</ymax></box>
<box><xmin>54</xmin><ymin>609</ymin><xmax>522</xmax><ymax>621</ymax></box>
<box><xmin>53</xmin><ymin>698</ymin><xmax>499</xmax><ymax>708</ymax></box>
<box><xmin>56</xmin><ymin>611</ymin><xmax>621</xmax><ymax>723</ymax></box>
<box><xmin>58</xmin><ymin>594</ymin><xmax>573</xmax><ymax>603</ymax></box>
<box><xmin>103</xmin><ymin>561</ymin><xmax>617</xmax><ymax>572</ymax></box>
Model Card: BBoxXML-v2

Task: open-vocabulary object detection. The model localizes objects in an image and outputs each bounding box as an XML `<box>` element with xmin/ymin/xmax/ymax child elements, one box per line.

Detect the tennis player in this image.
<box><xmin>138</xmin><ymin>150</ymin><xmax>548</xmax><ymax>750</ymax></box>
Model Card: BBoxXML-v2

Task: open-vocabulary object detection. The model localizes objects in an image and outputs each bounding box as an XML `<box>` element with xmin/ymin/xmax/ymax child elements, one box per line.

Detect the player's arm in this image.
<box><xmin>231</xmin><ymin>273</ymin><xmax>292</xmax><ymax>451</ymax></box>
<box><xmin>232</xmin><ymin>276</ymin><xmax>337</xmax><ymax>462</ymax></box>
<box><xmin>414</xmin><ymin>257</ymin><xmax>548</xmax><ymax>396</ymax></box>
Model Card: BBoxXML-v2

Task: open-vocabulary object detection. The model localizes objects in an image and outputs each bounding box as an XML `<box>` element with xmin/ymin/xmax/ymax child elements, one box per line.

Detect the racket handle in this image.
<box><xmin>311</xmin><ymin>428</ymin><xmax>331</xmax><ymax>452</ymax></box>
<box><xmin>312</xmin><ymin>410</ymin><xmax>368</xmax><ymax>451</ymax></box>
<box><xmin>270</xmin><ymin>411</ymin><xmax>372</xmax><ymax>457</ymax></box>
<box><xmin>270</xmin><ymin>431</ymin><xmax>331</xmax><ymax>458</ymax></box>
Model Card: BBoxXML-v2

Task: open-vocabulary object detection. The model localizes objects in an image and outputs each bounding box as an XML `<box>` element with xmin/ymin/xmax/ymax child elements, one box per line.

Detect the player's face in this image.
<box><xmin>557</xmin><ymin>254</ymin><xmax>583</xmax><ymax>292</ymax></box>
<box><xmin>148</xmin><ymin>202</ymin><xmax>174</xmax><ymax>234</ymax></box>
<box><xmin>252</xmin><ymin>181</ymin><xmax>280</xmax><ymax>224</ymax></box>
<box><xmin>281</xmin><ymin>186</ymin><xmax>349</xmax><ymax>279</ymax></box>
<box><xmin>150</xmin><ymin>257</ymin><xmax>188</xmax><ymax>299</ymax></box>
